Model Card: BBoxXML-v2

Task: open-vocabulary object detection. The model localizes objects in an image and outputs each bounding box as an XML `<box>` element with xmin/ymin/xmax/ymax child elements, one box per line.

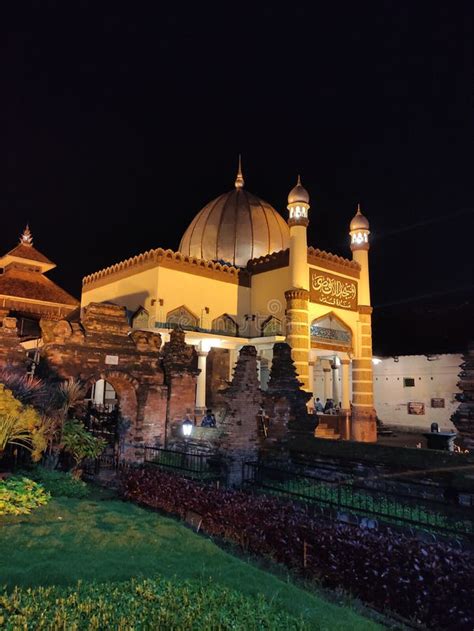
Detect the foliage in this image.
<box><xmin>121</xmin><ymin>467</ymin><xmax>474</xmax><ymax>631</ymax></box>
<box><xmin>0</xmin><ymin>497</ymin><xmax>380</xmax><ymax>631</ymax></box>
<box><xmin>0</xmin><ymin>476</ymin><xmax>50</xmax><ymax>515</ymax></box>
<box><xmin>0</xmin><ymin>384</ymin><xmax>46</xmax><ymax>461</ymax></box>
<box><xmin>0</xmin><ymin>577</ymin><xmax>309</xmax><ymax>630</ymax></box>
<box><xmin>0</xmin><ymin>369</ymin><xmax>50</xmax><ymax>412</ymax></box>
<box><xmin>62</xmin><ymin>419</ymin><xmax>106</xmax><ymax>474</ymax></box>
<box><xmin>18</xmin><ymin>467</ymin><xmax>89</xmax><ymax>498</ymax></box>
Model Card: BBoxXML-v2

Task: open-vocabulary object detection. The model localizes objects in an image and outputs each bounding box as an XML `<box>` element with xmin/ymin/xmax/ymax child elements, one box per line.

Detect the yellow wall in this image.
<box><xmin>81</xmin><ymin>267</ymin><xmax>159</xmax><ymax>314</ymax></box>
<box><xmin>250</xmin><ymin>266</ymin><xmax>290</xmax><ymax>336</ymax></box>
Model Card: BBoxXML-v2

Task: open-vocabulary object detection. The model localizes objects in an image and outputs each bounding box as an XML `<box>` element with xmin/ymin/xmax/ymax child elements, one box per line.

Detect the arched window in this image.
<box><xmin>131</xmin><ymin>306</ymin><xmax>149</xmax><ymax>329</ymax></box>
<box><xmin>310</xmin><ymin>313</ymin><xmax>352</xmax><ymax>350</ymax></box>
<box><xmin>212</xmin><ymin>313</ymin><xmax>239</xmax><ymax>336</ymax></box>
<box><xmin>166</xmin><ymin>305</ymin><xmax>199</xmax><ymax>329</ymax></box>
<box><xmin>261</xmin><ymin>315</ymin><xmax>282</xmax><ymax>337</ymax></box>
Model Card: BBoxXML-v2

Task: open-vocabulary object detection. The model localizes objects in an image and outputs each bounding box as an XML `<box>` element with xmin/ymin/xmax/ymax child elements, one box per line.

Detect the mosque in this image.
<box><xmin>82</xmin><ymin>160</ymin><xmax>377</xmax><ymax>441</ymax></box>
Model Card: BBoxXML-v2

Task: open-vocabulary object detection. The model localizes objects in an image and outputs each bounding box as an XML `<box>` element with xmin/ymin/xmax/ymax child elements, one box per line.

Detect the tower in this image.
<box><xmin>349</xmin><ymin>204</ymin><xmax>377</xmax><ymax>441</ymax></box>
<box><xmin>285</xmin><ymin>177</ymin><xmax>311</xmax><ymax>391</ymax></box>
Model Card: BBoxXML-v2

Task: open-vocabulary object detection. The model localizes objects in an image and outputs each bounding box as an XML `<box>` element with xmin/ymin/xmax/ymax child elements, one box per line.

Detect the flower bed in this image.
<box><xmin>0</xmin><ymin>577</ymin><xmax>308</xmax><ymax>630</ymax></box>
<box><xmin>0</xmin><ymin>476</ymin><xmax>50</xmax><ymax>515</ymax></box>
<box><xmin>121</xmin><ymin>467</ymin><xmax>474</xmax><ymax>630</ymax></box>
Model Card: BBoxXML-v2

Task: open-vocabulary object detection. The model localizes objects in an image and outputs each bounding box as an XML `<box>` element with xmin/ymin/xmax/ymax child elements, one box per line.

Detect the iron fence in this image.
<box><xmin>242</xmin><ymin>462</ymin><xmax>474</xmax><ymax>541</ymax></box>
<box><xmin>144</xmin><ymin>445</ymin><xmax>223</xmax><ymax>482</ymax></box>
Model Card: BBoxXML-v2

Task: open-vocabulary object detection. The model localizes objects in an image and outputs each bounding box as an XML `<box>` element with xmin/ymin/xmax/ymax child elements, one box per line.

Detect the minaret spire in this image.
<box><xmin>234</xmin><ymin>154</ymin><xmax>244</xmax><ymax>188</ymax></box>
<box><xmin>20</xmin><ymin>224</ymin><xmax>33</xmax><ymax>246</ymax></box>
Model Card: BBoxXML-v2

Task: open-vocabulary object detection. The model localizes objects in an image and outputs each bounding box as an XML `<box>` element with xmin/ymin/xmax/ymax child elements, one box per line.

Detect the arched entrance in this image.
<box><xmin>83</xmin><ymin>379</ymin><xmax>120</xmax><ymax>448</ymax></box>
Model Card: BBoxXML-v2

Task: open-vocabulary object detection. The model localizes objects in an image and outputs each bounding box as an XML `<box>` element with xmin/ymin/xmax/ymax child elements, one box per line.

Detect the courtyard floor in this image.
<box><xmin>0</xmin><ymin>488</ymin><xmax>385</xmax><ymax>630</ymax></box>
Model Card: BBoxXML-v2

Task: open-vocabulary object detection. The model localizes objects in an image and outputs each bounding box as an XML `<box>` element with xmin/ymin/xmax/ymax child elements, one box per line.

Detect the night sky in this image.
<box><xmin>0</xmin><ymin>3</ymin><xmax>472</xmax><ymax>354</ymax></box>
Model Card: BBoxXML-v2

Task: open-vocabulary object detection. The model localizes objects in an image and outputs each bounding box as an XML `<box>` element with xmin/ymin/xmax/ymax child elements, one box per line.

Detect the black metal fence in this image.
<box><xmin>144</xmin><ymin>445</ymin><xmax>223</xmax><ymax>483</ymax></box>
<box><xmin>242</xmin><ymin>461</ymin><xmax>474</xmax><ymax>542</ymax></box>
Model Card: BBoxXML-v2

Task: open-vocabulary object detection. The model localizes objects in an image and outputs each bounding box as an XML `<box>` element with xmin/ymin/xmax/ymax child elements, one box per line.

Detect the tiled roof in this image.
<box><xmin>6</xmin><ymin>243</ymin><xmax>54</xmax><ymax>265</ymax></box>
<box><xmin>0</xmin><ymin>268</ymin><xmax>79</xmax><ymax>306</ymax></box>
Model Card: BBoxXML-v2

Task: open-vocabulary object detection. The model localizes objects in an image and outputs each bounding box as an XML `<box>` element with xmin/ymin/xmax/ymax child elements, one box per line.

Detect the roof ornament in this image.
<box><xmin>234</xmin><ymin>154</ymin><xmax>244</xmax><ymax>189</ymax></box>
<box><xmin>20</xmin><ymin>224</ymin><xmax>33</xmax><ymax>246</ymax></box>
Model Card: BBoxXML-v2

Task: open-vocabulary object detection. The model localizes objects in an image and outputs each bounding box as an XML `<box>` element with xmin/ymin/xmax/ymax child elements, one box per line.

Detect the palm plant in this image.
<box><xmin>0</xmin><ymin>414</ymin><xmax>33</xmax><ymax>458</ymax></box>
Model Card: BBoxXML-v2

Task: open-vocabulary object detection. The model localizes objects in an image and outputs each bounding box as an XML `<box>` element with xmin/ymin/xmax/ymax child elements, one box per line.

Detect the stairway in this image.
<box><xmin>314</xmin><ymin>422</ymin><xmax>341</xmax><ymax>440</ymax></box>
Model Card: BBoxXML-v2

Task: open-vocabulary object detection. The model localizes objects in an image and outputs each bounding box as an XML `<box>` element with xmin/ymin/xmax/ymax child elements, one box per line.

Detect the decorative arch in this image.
<box><xmin>310</xmin><ymin>311</ymin><xmax>353</xmax><ymax>351</ymax></box>
<box><xmin>212</xmin><ymin>313</ymin><xmax>239</xmax><ymax>336</ymax></box>
<box><xmin>260</xmin><ymin>315</ymin><xmax>282</xmax><ymax>337</ymax></box>
<box><xmin>131</xmin><ymin>306</ymin><xmax>150</xmax><ymax>330</ymax></box>
<box><xmin>166</xmin><ymin>305</ymin><xmax>199</xmax><ymax>329</ymax></box>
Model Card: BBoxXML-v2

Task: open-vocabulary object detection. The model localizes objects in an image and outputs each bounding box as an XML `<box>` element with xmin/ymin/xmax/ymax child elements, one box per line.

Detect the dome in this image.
<box><xmin>288</xmin><ymin>175</ymin><xmax>310</xmax><ymax>205</ymax></box>
<box><xmin>179</xmin><ymin>167</ymin><xmax>290</xmax><ymax>267</ymax></box>
<box><xmin>350</xmin><ymin>204</ymin><xmax>370</xmax><ymax>231</ymax></box>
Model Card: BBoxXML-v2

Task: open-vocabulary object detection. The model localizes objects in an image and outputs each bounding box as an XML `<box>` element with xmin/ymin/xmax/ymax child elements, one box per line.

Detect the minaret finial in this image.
<box><xmin>20</xmin><ymin>224</ymin><xmax>33</xmax><ymax>246</ymax></box>
<box><xmin>357</xmin><ymin>202</ymin><xmax>361</xmax><ymax>214</ymax></box>
<box><xmin>297</xmin><ymin>174</ymin><xmax>302</xmax><ymax>185</ymax></box>
<box><xmin>234</xmin><ymin>154</ymin><xmax>244</xmax><ymax>188</ymax></box>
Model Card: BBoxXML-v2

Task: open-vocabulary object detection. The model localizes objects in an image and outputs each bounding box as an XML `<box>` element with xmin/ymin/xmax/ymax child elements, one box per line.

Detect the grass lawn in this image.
<box><xmin>0</xmin><ymin>490</ymin><xmax>385</xmax><ymax>630</ymax></box>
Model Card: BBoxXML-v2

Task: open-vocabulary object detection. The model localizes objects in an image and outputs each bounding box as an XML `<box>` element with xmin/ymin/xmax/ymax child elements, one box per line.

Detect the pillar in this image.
<box><xmin>351</xmin><ymin>306</ymin><xmax>376</xmax><ymax>441</ymax></box>
<box><xmin>331</xmin><ymin>362</ymin><xmax>340</xmax><ymax>404</ymax></box>
<box><xmin>340</xmin><ymin>359</ymin><xmax>350</xmax><ymax>411</ymax></box>
<box><xmin>308</xmin><ymin>360</ymin><xmax>315</xmax><ymax>407</ymax></box>
<box><xmin>285</xmin><ymin>289</ymin><xmax>310</xmax><ymax>390</ymax></box>
<box><xmin>196</xmin><ymin>351</ymin><xmax>208</xmax><ymax>411</ymax></box>
<box><xmin>323</xmin><ymin>363</ymin><xmax>332</xmax><ymax>403</ymax></box>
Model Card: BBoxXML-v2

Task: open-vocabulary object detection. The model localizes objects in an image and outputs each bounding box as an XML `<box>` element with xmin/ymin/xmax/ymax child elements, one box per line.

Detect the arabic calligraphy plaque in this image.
<box><xmin>309</xmin><ymin>270</ymin><xmax>358</xmax><ymax>311</ymax></box>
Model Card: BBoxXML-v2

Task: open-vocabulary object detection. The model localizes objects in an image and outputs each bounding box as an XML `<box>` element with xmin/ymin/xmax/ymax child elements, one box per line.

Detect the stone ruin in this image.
<box><xmin>39</xmin><ymin>302</ymin><xmax>198</xmax><ymax>455</ymax></box>
<box><xmin>451</xmin><ymin>342</ymin><xmax>474</xmax><ymax>450</ymax></box>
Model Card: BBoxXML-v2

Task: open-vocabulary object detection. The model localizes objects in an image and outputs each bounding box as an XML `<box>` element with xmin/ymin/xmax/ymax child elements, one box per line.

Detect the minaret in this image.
<box><xmin>284</xmin><ymin>176</ymin><xmax>311</xmax><ymax>392</ymax></box>
<box><xmin>349</xmin><ymin>204</ymin><xmax>377</xmax><ymax>441</ymax></box>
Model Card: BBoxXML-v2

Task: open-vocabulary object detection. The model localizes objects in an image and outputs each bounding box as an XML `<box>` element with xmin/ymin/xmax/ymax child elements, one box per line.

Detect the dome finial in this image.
<box><xmin>20</xmin><ymin>224</ymin><xmax>33</xmax><ymax>246</ymax></box>
<box><xmin>357</xmin><ymin>202</ymin><xmax>362</xmax><ymax>214</ymax></box>
<box><xmin>234</xmin><ymin>154</ymin><xmax>244</xmax><ymax>188</ymax></box>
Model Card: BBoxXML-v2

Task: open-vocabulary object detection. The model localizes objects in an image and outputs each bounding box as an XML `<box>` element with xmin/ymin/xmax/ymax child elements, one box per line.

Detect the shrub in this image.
<box><xmin>18</xmin><ymin>467</ymin><xmax>89</xmax><ymax>498</ymax></box>
<box><xmin>0</xmin><ymin>476</ymin><xmax>50</xmax><ymax>515</ymax></box>
<box><xmin>0</xmin><ymin>384</ymin><xmax>47</xmax><ymax>462</ymax></box>
<box><xmin>62</xmin><ymin>419</ymin><xmax>107</xmax><ymax>476</ymax></box>
<box><xmin>0</xmin><ymin>577</ymin><xmax>309</xmax><ymax>630</ymax></box>
<box><xmin>121</xmin><ymin>467</ymin><xmax>474</xmax><ymax>631</ymax></box>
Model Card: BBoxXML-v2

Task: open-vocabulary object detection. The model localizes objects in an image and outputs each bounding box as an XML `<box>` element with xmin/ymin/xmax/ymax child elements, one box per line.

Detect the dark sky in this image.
<box><xmin>0</xmin><ymin>2</ymin><xmax>472</xmax><ymax>354</ymax></box>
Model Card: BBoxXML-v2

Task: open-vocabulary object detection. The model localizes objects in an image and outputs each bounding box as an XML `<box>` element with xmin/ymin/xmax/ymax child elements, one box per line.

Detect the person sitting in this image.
<box><xmin>201</xmin><ymin>408</ymin><xmax>216</xmax><ymax>428</ymax></box>
<box><xmin>323</xmin><ymin>398</ymin><xmax>334</xmax><ymax>414</ymax></box>
<box><xmin>315</xmin><ymin>397</ymin><xmax>324</xmax><ymax>414</ymax></box>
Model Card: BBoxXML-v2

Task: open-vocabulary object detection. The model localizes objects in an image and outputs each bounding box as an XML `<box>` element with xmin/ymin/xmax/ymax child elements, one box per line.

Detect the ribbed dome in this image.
<box><xmin>179</xmin><ymin>188</ymin><xmax>290</xmax><ymax>267</ymax></box>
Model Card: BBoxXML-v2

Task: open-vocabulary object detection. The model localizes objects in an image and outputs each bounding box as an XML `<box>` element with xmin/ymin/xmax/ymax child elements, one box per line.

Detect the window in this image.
<box><xmin>403</xmin><ymin>378</ymin><xmax>415</xmax><ymax>387</ymax></box>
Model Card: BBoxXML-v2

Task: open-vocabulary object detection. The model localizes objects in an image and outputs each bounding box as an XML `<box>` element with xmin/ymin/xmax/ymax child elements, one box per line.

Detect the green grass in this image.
<box><xmin>0</xmin><ymin>491</ymin><xmax>384</xmax><ymax>630</ymax></box>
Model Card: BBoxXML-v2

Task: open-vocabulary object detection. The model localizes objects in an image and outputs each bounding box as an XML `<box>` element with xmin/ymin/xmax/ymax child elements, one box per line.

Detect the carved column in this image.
<box><xmin>196</xmin><ymin>351</ymin><xmax>208</xmax><ymax>412</ymax></box>
<box><xmin>284</xmin><ymin>288</ymin><xmax>310</xmax><ymax>390</ymax></box>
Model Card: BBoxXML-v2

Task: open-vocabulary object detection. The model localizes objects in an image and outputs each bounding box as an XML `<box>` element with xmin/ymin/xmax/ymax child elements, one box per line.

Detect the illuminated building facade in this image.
<box><xmin>82</xmin><ymin>161</ymin><xmax>377</xmax><ymax>441</ymax></box>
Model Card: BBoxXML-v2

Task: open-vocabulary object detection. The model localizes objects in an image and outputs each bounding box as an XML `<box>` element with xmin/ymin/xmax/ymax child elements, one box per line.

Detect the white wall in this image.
<box><xmin>373</xmin><ymin>354</ymin><xmax>461</xmax><ymax>431</ymax></box>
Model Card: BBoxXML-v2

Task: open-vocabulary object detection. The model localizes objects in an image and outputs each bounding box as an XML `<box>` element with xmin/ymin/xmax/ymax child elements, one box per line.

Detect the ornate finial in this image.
<box><xmin>297</xmin><ymin>174</ymin><xmax>302</xmax><ymax>186</ymax></box>
<box><xmin>20</xmin><ymin>224</ymin><xmax>33</xmax><ymax>246</ymax></box>
<box><xmin>357</xmin><ymin>203</ymin><xmax>361</xmax><ymax>214</ymax></box>
<box><xmin>234</xmin><ymin>154</ymin><xmax>244</xmax><ymax>188</ymax></box>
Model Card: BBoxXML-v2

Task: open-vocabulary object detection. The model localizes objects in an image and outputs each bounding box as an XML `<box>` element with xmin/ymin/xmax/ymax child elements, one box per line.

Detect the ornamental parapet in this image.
<box><xmin>307</xmin><ymin>247</ymin><xmax>360</xmax><ymax>278</ymax></box>
<box><xmin>83</xmin><ymin>248</ymin><xmax>251</xmax><ymax>289</ymax></box>
<box><xmin>285</xmin><ymin>288</ymin><xmax>310</xmax><ymax>302</ymax></box>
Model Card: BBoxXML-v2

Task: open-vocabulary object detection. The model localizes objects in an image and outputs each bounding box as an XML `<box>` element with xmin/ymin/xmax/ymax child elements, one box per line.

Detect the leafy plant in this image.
<box><xmin>0</xmin><ymin>577</ymin><xmax>309</xmax><ymax>630</ymax></box>
<box><xmin>18</xmin><ymin>467</ymin><xmax>89</xmax><ymax>498</ymax></box>
<box><xmin>62</xmin><ymin>419</ymin><xmax>106</xmax><ymax>477</ymax></box>
<box><xmin>0</xmin><ymin>476</ymin><xmax>50</xmax><ymax>515</ymax></box>
<box><xmin>0</xmin><ymin>385</ymin><xmax>45</xmax><ymax>461</ymax></box>
<box><xmin>121</xmin><ymin>467</ymin><xmax>474</xmax><ymax>631</ymax></box>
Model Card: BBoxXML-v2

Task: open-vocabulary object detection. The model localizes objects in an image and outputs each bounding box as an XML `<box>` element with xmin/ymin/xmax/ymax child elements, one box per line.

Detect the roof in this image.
<box><xmin>0</xmin><ymin>267</ymin><xmax>79</xmax><ymax>306</ymax></box>
<box><xmin>6</xmin><ymin>243</ymin><xmax>54</xmax><ymax>266</ymax></box>
<box><xmin>179</xmin><ymin>187</ymin><xmax>290</xmax><ymax>267</ymax></box>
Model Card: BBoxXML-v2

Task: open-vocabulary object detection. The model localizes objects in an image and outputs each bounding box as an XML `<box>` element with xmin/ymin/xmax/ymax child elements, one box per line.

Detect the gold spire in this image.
<box><xmin>234</xmin><ymin>154</ymin><xmax>244</xmax><ymax>188</ymax></box>
<box><xmin>20</xmin><ymin>224</ymin><xmax>33</xmax><ymax>246</ymax></box>
<box><xmin>356</xmin><ymin>202</ymin><xmax>362</xmax><ymax>214</ymax></box>
<box><xmin>297</xmin><ymin>174</ymin><xmax>302</xmax><ymax>185</ymax></box>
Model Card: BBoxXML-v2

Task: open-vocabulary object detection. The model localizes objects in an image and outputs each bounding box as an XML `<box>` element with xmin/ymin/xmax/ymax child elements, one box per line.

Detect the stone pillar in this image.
<box><xmin>340</xmin><ymin>359</ymin><xmax>351</xmax><ymax>411</ymax></box>
<box><xmin>351</xmin><ymin>306</ymin><xmax>377</xmax><ymax>442</ymax></box>
<box><xmin>196</xmin><ymin>351</ymin><xmax>208</xmax><ymax>412</ymax></box>
<box><xmin>228</xmin><ymin>348</ymin><xmax>238</xmax><ymax>381</ymax></box>
<box><xmin>323</xmin><ymin>363</ymin><xmax>332</xmax><ymax>403</ymax></box>
<box><xmin>331</xmin><ymin>362</ymin><xmax>340</xmax><ymax>405</ymax></box>
<box><xmin>307</xmin><ymin>360</ymin><xmax>315</xmax><ymax>409</ymax></box>
<box><xmin>284</xmin><ymin>288</ymin><xmax>310</xmax><ymax>391</ymax></box>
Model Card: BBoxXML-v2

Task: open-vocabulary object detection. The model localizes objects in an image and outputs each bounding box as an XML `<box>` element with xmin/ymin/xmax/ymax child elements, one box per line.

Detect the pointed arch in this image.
<box><xmin>310</xmin><ymin>311</ymin><xmax>353</xmax><ymax>351</ymax></box>
<box><xmin>211</xmin><ymin>313</ymin><xmax>239</xmax><ymax>336</ymax></box>
<box><xmin>166</xmin><ymin>305</ymin><xmax>199</xmax><ymax>329</ymax></box>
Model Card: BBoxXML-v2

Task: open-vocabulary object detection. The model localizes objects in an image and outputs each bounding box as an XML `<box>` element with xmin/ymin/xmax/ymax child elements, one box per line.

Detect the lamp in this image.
<box><xmin>182</xmin><ymin>418</ymin><xmax>193</xmax><ymax>438</ymax></box>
